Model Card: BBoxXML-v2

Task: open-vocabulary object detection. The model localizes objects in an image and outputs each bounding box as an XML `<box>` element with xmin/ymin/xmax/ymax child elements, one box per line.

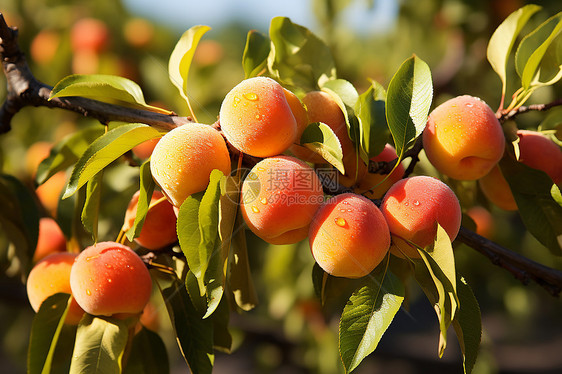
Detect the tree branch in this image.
<box><xmin>498</xmin><ymin>98</ymin><xmax>562</xmax><ymax>123</ymax></box>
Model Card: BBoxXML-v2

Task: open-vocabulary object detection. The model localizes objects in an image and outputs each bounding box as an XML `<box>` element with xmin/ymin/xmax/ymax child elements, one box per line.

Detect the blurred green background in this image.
<box><xmin>1</xmin><ymin>0</ymin><xmax>561</xmax><ymax>373</ymax></box>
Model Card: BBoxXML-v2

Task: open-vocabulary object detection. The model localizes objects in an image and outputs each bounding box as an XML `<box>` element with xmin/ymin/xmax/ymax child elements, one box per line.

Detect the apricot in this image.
<box><xmin>30</xmin><ymin>30</ymin><xmax>60</xmax><ymax>65</ymax></box>
<box><xmin>150</xmin><ymin>123</ymin><xmax>231</xmax><ymax>208</ymax></box>
<box><xmin>123</xmin><ymin>190</ymin><xmax>177</xmax><ymax>250</ymax></box>
<box><xmin>423</xmin><ymin>95</ymin><xmax>505</xmax><ymax>180</ymax></box>
<box><xmin>309</xmin><ymin>193</ymin><xmax>390</xmax><ymax>278</ymax></box>
<box><xmin>466</xmin><ymin>206</ymin><xmax>494</xmax><ymax>239</ymax></box>
<box><xmin>70</xmin><ymin>18</ymin><xmax>110</xmax><ymax>53</ymax></box>
<box><xmin>132</xmin><ymin>137</ymin><xmax>160</xmax><ymax>160</ymax></box>
<box><xmin>355</xmin><ymin>144</ymin><xmax>405</xmax><ymax>199</ymax></box>
<box><xmin>33</xmin><ymin>217</ymin><xmax>66</xmax><ymax>263</ymax></box>
<box><xmin>25</xmin><ymin>141</ymin><xmax>52</xmax><ymax>177</ymax></box>
<box><xmin>478</xmin><ymin>129</ymin><xmax>562</xmax><ymax>210</ymax></box>
<box><xmin>302</xmin><ymin>91</ymin><xmax>367</xmax><ymax>187</ymax></box>
<box><xmin>123</xmin><ymin>18</ymin><xmax>155</xmax><ymax>48</ymax></box>
<box><xmin>240</xmin><ymin>156</ymin><xmax>324</xmax><ymax>245</ymax></box>
<box><xmin>380</xmin><ymin>176</ymin><xmax>461</xmax><ymax>258</ymax></box>
<box><xmin>70</xmin><ymin>242</ymin><xmax>152</xmax><ymax>317</ymax></box>
<box><xmin>219</xmin><ymin>77</ymin><xmax>298</xmax><ymax>157</ymax></box>
<box><xmin>26</xmin><ymin>252</ymin><xmax>84</xmax><ymax>325</ymax></box>
<box><xmin>36</xmin><ymin>171</ymin><xmax>67</xmax><ymax>217</ymax></box>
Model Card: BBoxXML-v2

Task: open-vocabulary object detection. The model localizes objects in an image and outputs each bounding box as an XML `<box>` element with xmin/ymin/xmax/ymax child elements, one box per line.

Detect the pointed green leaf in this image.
<box><xmin>516</xmin><ymin>11</ymin><xmax>562</xmax><ymax>89</ymax></box>
<box><xmin>50</xmin><ymin>74</ymin><xmax>172</xmax><ymax>114</ymax></box>
<box><xmin>211</xmin><ymin>296</ymin><xmax>233</xmax><ymax>353</ymax></box>
<box><xmin>499</xmin><ymin>153</ymin><xmax>562</xmax><ymax>254</ymax></box>
<box><xmin>125</xmin><ymin>160</ymin><xmax>156</xmax><ymax>242</ymax></box>
<box><xmin>243</xmin><ymin>30</ymin><xmax>271</xmax><ymax>79</ymax></box>
<box><xmin>81</xmin><ymin>171</ymin><xmax>103</xmax><ymax>242</ymax></box>
<box><xmin>229</xmin><ymin>212</ymin><xmax>258</xmax><ymax>311</ymax></box>
<box><xmin>69</xmin><ymin>315</ymin><xmax>130</xmax><ymax>374</ymax></box>
<box><xmin>386</xmin><ymin>55</ymin><xmax>432</xmax><ymax>157</ymax></box>
<box><xmin>268</xmin><ymin>16</ymin><xmax>336</xmax><ymax>90</ymax></box>
<box><xmin>339</xmin><ymin>266</ymin><xmax>404</xmax><ymax>373</ymax></box>
<box><xmin>300</xmin><ymin>122</ymin><xmax>345</xmax><ymax>173</ymax></box>
<box><xmin>63</xmin><ymin>123</ymin><xmax>161</xmax><ymax>199</ymax></box>
<box><xmin>169</xmin><ymin>25</ymin><xmax>211</xmax><ymax>105</ymax></box>
<box><xmin>159</xmin><ymin>278</ymin><xmax>214</xmax><ymax>374</ymax></box>
<box><xmin>487</xmin><ymin>5</ymin><xmax>542</xmax><ymax>98</ymax></box>
<box><xmin>27</xmin><ymin>293</ymin><xmax>71</xmax><ymax>374</ymax></box>
<box><xmin>355</xmin><ymin>81</ymin><xmax>389</xmax><ymax>161</ymax></box>
<box><xmin>123</xmin><ymin>327</ymin><xmax>170</xmax><ymax>374</ymax></box>
<box><xmin>452</xmin><ymin>277</ymin><xmax>482</xmax><ymax>374</ymax></box>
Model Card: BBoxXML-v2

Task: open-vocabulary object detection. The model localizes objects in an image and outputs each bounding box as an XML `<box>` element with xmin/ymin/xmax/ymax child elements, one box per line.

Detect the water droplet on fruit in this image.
<box><xmin>251</xmin><ymin>206</ymin><xmax>260</xmax><ymax>213</ymax></box>
<box><xmin>86</xmin><ymin>289</ymin><xmax>91</xmax><ymax>296</ymax></box>
<box><xmin>255</xmin><ymin>114</ymin><xmax>260</xmax><ymax>119</ymax></box>
<box><xmin>105</xmin><ymin>263</ymin><xmax>112</xmax><ymax>269</ymax></box>
<box><xmin>335</xmin><ymin>217</ymin><xmax>347</xmax><ymax>227</ymax></box>
<box><xmin>260</xmin><ymin>197</ymin><xmax>267</xmax><ymax>205</ymax></box>
<box><xmin>413</xmin><ymin>200</ymin><xmax>420</xmax><ymax>206</ymax></box>
<box><xmin>107</xmin><ymin>278</ymin><xmax>112</xmax><ymax>283</ymax></box>
<box><xmin>244</xmin><ymin>92</ymin><xmax>258</xmax><ymax>101</ymax></box>
<box><xmin>339</xmin><ymin>208</ymin><xmax>346</xmax><ymax>213</ymax></box>
<box><xmin>466</xmin><ymin>102</ymin><xmax>473</xmax><ymax>107</ymax></box>
<box><xmin>233</xmin><ymin>97</ymin><xmax>241</xmax><ymax>107</ymax></box>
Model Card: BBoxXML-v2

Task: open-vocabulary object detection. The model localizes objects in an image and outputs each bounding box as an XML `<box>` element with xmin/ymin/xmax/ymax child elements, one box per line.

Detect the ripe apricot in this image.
<box><xmin>70</xmin><ymin>242</ymin><xmax>152</xmax><ymax>317</ymax></box>
<box><xmin>466</xmin><ymin>206</ymin><xmax>494</xmax><ymax>239</ymax></box>
<box><xmin>150</xmin><ymin>123</ymin><xmax>231</xmax><ymax>208</ymax></box>
<box><xmin>123</xmin><ymin>190</ymin><xmax>177</xmax><ymax>250</ymax></box>
<box><xmin>27</xmin><ymin>252</ymin><xmax>84</xmax><ymax>325</ymax></box>
<box><xmin>309</xmin><ymin>193</ymin><xmax>390</xmax><ymax>278</ymax></box>
<box><xmin>219</xmin><ymin>77</ymin><xmax>298</xmax><ymax>157</ymax></box>
<box><xmin>33</xmin><ymin>217</ymin><xmax>66</xmax><ymax>263</ymax></box>
<box><xmin>380</xmin><ymin>176</ymin><xmax>461</xmax><ymax>258</ymax></box>
<box><xmin>25</xmin><ymin>141</ymin><xmax>52</xmax><ymax>177</ymax></box>
<box><xmin>355</xmin><ymin>144</ymin><xmax>405</xmax><ymax>199</ymax></box>
<box><xmin>479</xmin><ymin>129</ymin><xmax>562</xmax><ymax>210</ymax></box>
<box><xmin>240</xmin><ymin>156</ymin><xmax>324</xmax><ymax>245</ymax></box>
<box><xmin>70</xmin><ymin>18</ymin><xmax>110</xmax><ymax>53</ymax></box>
<box><xmin>30</xmin><ymin>30</ymin><xmax>60</xmax><ymax>65</ymax></box>
<box><xmin>302</xmin><ymin>91</ymin><xmax>367</xmax><ymax>187</ymax></box>
<box><xmin>36</xmin><ymin>171</ymin><xmax>67</xmax><ymax>217</ymax></box>
<box><xmin>132</xmin><ymin>137</ymin><xmax>160</xmax><ymax>160</ymax></box>
<box><xmin>423</xmin><ymin>95</ymin><xmax>505</xmax><ymax>180</ymax></box>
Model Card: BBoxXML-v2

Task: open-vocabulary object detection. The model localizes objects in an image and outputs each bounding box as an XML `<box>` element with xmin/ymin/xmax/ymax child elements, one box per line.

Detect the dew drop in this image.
<box><xmin>86</xmin><ymin>289</ymin><xmax>91</xmax><ymax>296</ymax></box>
<box><xmin>107</xmin><ymin>278</ymin><xmax>112</xmax><ymax>283</ymax></box>
<box><xmin>251</xmin><ymin>206</ymin><xmax>260</xmax><ymax>213</ymax></box>
<box><xmin>413</xmin><ymin>200</ymin><xmax>420</xmax><ymax>206</ymax></box>
<box><xmin>334</xmin><ymin>217</ymin><xmax>347</xmax><ymax>227</ymax></box>
<box><xmin>260</xmin><ymin>197</ymin><xmax>268</xmax><ymax>205</ymax></box>
<box><xmin>339</xmin><ymin>208</ymin><xmax>346</xmax><ymax>213</ymax></box>
<box><xmin>105</xmin><ymin>263</ymin><xmax>112</xmax><ymax>269</ymax></box>
<box><xmin>404</xmin><ymin>202</ymin><xmax>409</xmax><ymax>206</ymax></box>
<box><xmin>233</xmin><ymin>97</ymin><xmax>241</xmax><ymax>107</ymax></box>
<box><xmin>244</xmin><ymin>92</ymin><xmax>258</xmax><ymax>101</ymax></box>
<box><xmin>466</xmin><ymin>102</ymin><xmax>474</xmax><ymax>107</ymax></box>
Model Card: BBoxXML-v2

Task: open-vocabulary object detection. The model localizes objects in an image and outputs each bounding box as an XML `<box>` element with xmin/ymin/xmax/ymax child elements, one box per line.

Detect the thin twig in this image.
<box><xmin>497</xmin><ymin>98</ymin><xmax>562</xmax><ymax>123</ymax></box>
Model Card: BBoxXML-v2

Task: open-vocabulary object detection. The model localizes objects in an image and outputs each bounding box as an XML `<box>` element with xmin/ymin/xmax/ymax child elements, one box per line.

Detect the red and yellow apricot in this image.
<box><xmin>70</xmin><ymin>242</ymin><xmax>152</xmax><ymax>317</ymax></box>
<box><xmin>123</xmin><ymin>190</ymin><xmax>177</xmax><ymax>250</ymax></box>
<box><xmin>150</xmin><ymin>123</ymin><xmax>231</xmax><ymax>208</ymax></box>
<box><xmin>132</xmin><ymin>137</ymin><xmax>160</xmax><ymax>160</ymax></box>
<box><xmin>26</xmin><ymin>252</ymin><xmax>84</xmax><ymax>325</ymax></box>
<box><xmin>30</xmin><ymin>30</ymin><xmax>60</xmax><ymax>65</ymax></box>
<box><xmin>70</xmin><ymin>18</ymin><xmax>110</xmax><ymax>53</ymax></box>
<box><xmin>36</xmin><ymin>171</ymin><xmax>67</xmax><ymax>217</ymax></box>
<box><xmin>355</xmin><ymin>144</ymin><xmax>405</xmax><ymax>199</ymax></box>
<box><xmin>240</xmin><ymin>156</ymin><xmax>324</xmax><ymax>245</ymax></box>
<box><xmin>33</xmin><ymin>217</ymin><xmax>66</xmax><ymax>263</ymax></box>
<box><xmin>219</xmin><ymin>77</ymin><xmax>298</xmax><ymax>157</ymax></box>
<box><xmin>302</xmin><ymin>91</ymin><xmax>366</xmax><ymax>186</ymax></box>
<box><xmin>466</xmin><ymin>205</ymin><xmax>494</xmax><ymax>239</ymax></box>
<box><xmin>380</xmin><ymin>176</ymin><xmax>461</xmax><ymax>258</ymax></box>
<box><xmin>478</xmin><ymin>129</ymin><xmax>562</xmax><ymax>210</ymax></box>
<box><xmin>423</xmin><ymin>95</ymin><xmax>505</xmax><ymax>180</ymax></box>
<box><xmin>309</xmin><ymin>193</ymin><xmax>390</xmax><ymax>278</ymax></box>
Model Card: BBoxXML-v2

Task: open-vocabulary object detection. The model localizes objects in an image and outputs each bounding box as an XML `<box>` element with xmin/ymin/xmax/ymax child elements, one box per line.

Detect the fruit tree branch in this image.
<box><xmin>497</xmin><ymin>98</ymin><xmax>562</xmax><ymax>123</ymax></box>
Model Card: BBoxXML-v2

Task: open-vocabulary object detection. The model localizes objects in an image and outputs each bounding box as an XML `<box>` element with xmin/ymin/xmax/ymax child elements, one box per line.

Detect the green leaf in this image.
<box><xmin>123</xmin><ymin>327</ymin><xmax>170</xmax><ymax>374</ymax></box>
<box><xmin>125</xmin><ymin>160</ymin><xmax>156</xmax><ymax>242</ymax></box>
<box><xmin>229</xmin><ymin>212</ymin><xmax>258</xmax><ymax>311</ymax></box>
<box><xmin>355</xmin><ymin>80</ymin><xmax>389</xmax><ymax>160</ymax></box>
<box><xmin>36</xmin><ymin>126</ymin><xmax>104</xmax><ymax>185</ymax></box>
<box><xmin>487</xmin><ymin>5</ymin><xmax>542</xmax><ymax>99</ymax></box>
<box><xmin>339</xmin><ymin>265</ymin><xmax>404</xmax><ymax>373</ymax></box>
<box><xmin>159</xmin><ymin>278</ymin><xmax>214</xmax><ymax>374</ymax></box>
<box><xmin>452</xmin><ymin>277</ymin><xmax>482</xmax><ymax>374</ymax></box>
<box><xmin>169</xmin><ymin>25</ymin><xmax>211</xmax><ymax>107</ymax></box>
<box><xmin>27</xmin><ymin>293</ymin><xmax>71</xmax><ymax>374</ymax></box>
<box><xmin>50</xmin><ymin>74</ymin><xmax>172</xmax><ymax>115</ymax></box>
<box><xmin>516</xmin><ymin>11</ymin><xmax>562</xmax><ymax>89</ymax></box>
<box><xmin>300</xmin><ymin>122</ymin><xmax>345</xmax><ymax>174</ymax></box>
<box><xmin>268</xmin><ymin>16</ymin><xmax>336</xmax><ymax>90</ymax></box>
<box><xmin>243</xmin><ymin>30</ymin><xmax>271</xmax><ymax>79</ymax></box>
<box><xmin>211</xmin><ymin>296</ymin><xmax>233</xmax><ymax>353</ymax></box>
<box><xmin>386</xmin><ymin>55</ymin><xmax>433</xmax><ymax>157</ymax></box>
<box><xmin>69</xmin><ymin>315</ymin><xmax>130</xmax><ymax>374</ymax></box>
<box><xmin>81</xmin><ymin>171</ymin><xmax>103</xmax><ymax>242</ymax></box>
<box><xmin>538</xmin><ymin>107</ymin><xmax>562</xmax><ymax>132</ymax></box>
<box><xmin>63</xmin><ymin>123</ymin><xmax>161</xmax><ymax>199</ymax></box>
<box><xmin>499</xmin><ymin>154</ymin><xmax>562</xmax><ymax>254</ymax></box>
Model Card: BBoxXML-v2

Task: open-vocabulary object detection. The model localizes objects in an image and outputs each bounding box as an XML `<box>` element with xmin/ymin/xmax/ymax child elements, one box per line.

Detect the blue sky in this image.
<box><xmin>122</xmin><ymin>0</ymin><xmax>398</xmax><ymax>34</ymax></box>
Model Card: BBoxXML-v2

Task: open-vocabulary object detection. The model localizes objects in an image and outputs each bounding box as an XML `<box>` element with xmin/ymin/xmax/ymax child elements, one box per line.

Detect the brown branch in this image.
<box><xmin>455</xmin><ymin>226</ymin><xmax>562</xmax><ymax>297</ymax></box>
<box><xmin>0</xmin><ymin>13</ymin><xmax>188</xmax><ymax>134</ymax></box>
<box><xmin>498</xmin><ymin>98</ymin><xmax>562</xmax><ymax>123</ymax></box>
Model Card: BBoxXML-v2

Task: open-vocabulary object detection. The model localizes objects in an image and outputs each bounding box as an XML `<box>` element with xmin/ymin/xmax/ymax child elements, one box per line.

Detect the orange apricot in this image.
<box><xmin>132</xmin><ymin>137</ymin><xmax>160</xmax><ymax>160</ymax></box>
<box><xmin>70</xmin><ymin>18</ymin><xmax>110</xmax><ymax>53</ymax></box>
<box><xmin>466</xmin><ymin>206</ymin><xmax>494</xmax><ymax>239</ymax></box>
<box><xmin>478</xmin><ymin>129</ymin><xmax>562</xmax><ymax>210</ymax></box>
<box><xmin>27</xmin><ymin>252</ymin><xmax>84</xmax><ymax>325</ymax></box>
<box><xmin>380</xmin><ymin>176</ymin><xmax>461</xmax><ymax>258</ymax></box>
<box><xmin>150</xmin><ymin>123</ymin><xmax>231</xmax><ymax>208</ymax></box>
<box><xmin>240</xmin><ymin>156</ymin><xmax>324</xmax><ymax>245</ymax></box>
<box><xmin>423</xmin><ymin>95</ymin><xmax>505</xmax><ymax>180</ymax></box>
<box><xmin>309</xmin><ymin>193</ymin><xmax>390</xmax><ymax>278</ymax></box>
<box><xmin>70</xmin><ymin>242</ymin><xmax>152</xmax><ymax>317</ymax></box>
<box><xmin>36</xmin><ymin>171</ymin><xmax>67</xmax><ymax>217</ymax></box>
<box><xmin>25</xmin><ymin>141</ymin><xmax>52</xmax><ymax>178</ymax></box>
<box><xmin>123</xmin><ymin>18</ymin><xmax>155</xmax><ymax>48</ymax></box>
<box><xmin>33</xmin><ymin>217</ymin><xmax>66</xmax><ymax>263</ymax></box>
<box><xmin>302</xmin><ymin>91</ymin><xmax>367</xmax><ymax>187</ymax></box>
<box><xmin>219</xmin><ymin>77</ymin><xmax>298</xmax><ymax>157</ymax></box>
<box><xmin>355</xmin><ymin>144</ymin><xmax>405</xmax><ymax>199</ymax></box>
<box><xmin>123</xmin><ymin>190</ymin><xmax>177</xmax><ymax>250</ymax></box>
<box><xmin>30</xmin><ymin>30</ymin><xmax>60</xmax><ymax>65</ymax></box>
